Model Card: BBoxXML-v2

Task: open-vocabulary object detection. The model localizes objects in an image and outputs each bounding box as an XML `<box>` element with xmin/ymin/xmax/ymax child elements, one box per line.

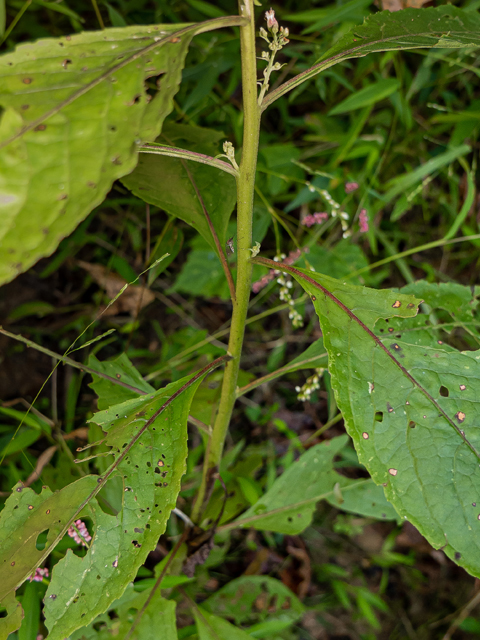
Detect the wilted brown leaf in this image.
<box><xmin>78</xmin><ymin>261</ymin><xmax>154</xmax><ymax>316</ymax></box>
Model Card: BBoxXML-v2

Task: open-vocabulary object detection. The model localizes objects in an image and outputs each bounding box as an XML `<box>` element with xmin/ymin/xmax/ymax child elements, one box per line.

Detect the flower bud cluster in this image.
<box><xmin>258</xmin><ymin>9</ymin><xmax>289</xmax><ymax>105</ymax></box>
<box><xmin>30</xmin><ymin>567</ymin><xmax>49</xmax><ymax>583</ymax></box>
<box><xmin>274</xmin><ymin>255</ymin><xmax>303</xmax><ymax>328</ymax></box>
<box><xmin>221</xmin><ymin>141</ymin><xmax>239</xmax><ymax>171</ymax></box>
<box><xmin>68</xmin><ymin>519</ymin><xmax>92</xmax><ymax>547</ymax></box>
<box><xmin>295</xmin><ymin>368</ymin><xmax>325</xmax><ymax>402</ymax></box>
<box><xmin>317</xmin><ymin>189</ymin><xmax>352</xmax><ymax>238</ymax></box>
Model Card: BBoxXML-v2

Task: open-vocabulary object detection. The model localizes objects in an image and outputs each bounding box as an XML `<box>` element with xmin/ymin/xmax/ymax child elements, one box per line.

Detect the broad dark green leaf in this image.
<box><xmin>44</xmin><ymin>359</ymin><xmax>225</xmax><ymax>639</ymax></box>
<box><xmin>0</xmin><ymin>17</ymin><xmax>244</xmax><ymax>286</ymax></box>
<box><xmin>202</xmin><ymin>576</ymin><xmax>304</xmax><ymax>626</ymax></box>
<box><xmin>122</xmin><ymin>124</ymin><xmax>237</xmax><ymax>252</ymax></box>
<box><xmin>263</xmin><ymin>6</ymin><xmax>480</xmax><ymax>109</ymax></box>
<box><xmin>255</xmin><ymin>257</ymin><xmax>480</xmax><ymax>578</ymax></box>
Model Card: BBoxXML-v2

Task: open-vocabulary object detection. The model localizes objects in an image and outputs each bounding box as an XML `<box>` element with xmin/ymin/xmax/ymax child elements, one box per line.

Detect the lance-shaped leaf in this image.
<box><xmin>44</xmin><ymin>356</ymin><xmax>228</xmax><ymax>640</ymax></box>
<box><xmin>0</xmin><ymin>16</ymin><xmax>245</xmax><ymax>287</ymax></box>
<box><xmin>263</xmin><ymin>5</ymin><xmax>480</xmax><ymax>109</ymax></box>
<box><xmin>122</xmin><ymin>124</ymin><xmax>237</xmax><ymax>252</ymax></box>
<box><xmin>228</xmin><ymin>435</ymin><xmax>397</xmax><ymax>534</ymax></box>
<box><xmin>253</xmin><ymin>257</ymin><xmax>480</xmax><ymax>578</ymax></box>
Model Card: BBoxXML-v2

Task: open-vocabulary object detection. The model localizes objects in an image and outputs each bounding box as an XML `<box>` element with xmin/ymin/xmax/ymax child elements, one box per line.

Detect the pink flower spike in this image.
<box><xmin>345</xmin><ymin>182</ymin><xmax>359</xmax><ymax>194</ymax></box>
<box><xmin>30</xmin><ymin>567</ymin><xmax>49</xmax><ymax>582</ymax></box>
<box><xmin>68</xmin><ymin>519</ymin><xmax>92</xmax><ymax>546</ymax></box>
<box><xmin>302</xmin><ymin>212</ymin><xmax>328</xmax><ymax>227</ymax></box>
<box><xmin>359</xmin><ymin>209</ymin><xmax>369</xmax><ymax>233</ymax></box>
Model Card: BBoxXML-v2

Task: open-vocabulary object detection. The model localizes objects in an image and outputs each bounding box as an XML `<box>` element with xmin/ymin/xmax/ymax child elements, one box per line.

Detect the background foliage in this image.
<box><xmin>2</xmin><ymin>0</ymin><xmax>480</xmax><ymax>638</ymax></box>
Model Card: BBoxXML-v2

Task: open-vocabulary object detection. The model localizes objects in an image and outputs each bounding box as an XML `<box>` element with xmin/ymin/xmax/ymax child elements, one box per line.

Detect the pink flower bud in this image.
<box><xmin>265</xmin><ymin>8</ymin><xmax>278</xmax><ymax>32</ymax></box>
<box><xmin>345</xmin><ymin>182</ymin><xmax>359</xmax><ymax>194</ymax></box>
<box><xmin>359</xmin><ymin>209</ymin><xmax>369</xmax><ymax>233</ymax></box>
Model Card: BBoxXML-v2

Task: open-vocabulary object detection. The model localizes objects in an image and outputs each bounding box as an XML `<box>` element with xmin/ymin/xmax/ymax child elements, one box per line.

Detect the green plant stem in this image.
<box><xmin>191</xmin><ymin>0</ymin><xmax>259</xmax><ymax>523</ymax></box>
<box><xmin>90</xmin><ymin>0</ymin><xmax>105</xmax><ymax>29</ymax></box>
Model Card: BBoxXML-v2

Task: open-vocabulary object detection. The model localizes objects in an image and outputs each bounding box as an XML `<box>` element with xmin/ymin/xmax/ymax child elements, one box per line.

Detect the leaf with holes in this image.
<box><xmin>0</xmin><ymin>476</ymin><xmax>98</xmax><ymax>634</ymax></box>
<box><xmin>0</xmin><ymin>16</ymin><xmax>244</xmax><ymax>286</ymax></box>
<box><xmin>122</xmin><ymin>124</ymin><xmax>237</xmax><ymax>252</ymax></box>
<box><xmin>43</xmin><ymin>357</ymin><xmax>227</xmax><ymax>640</ymax></box>
<box><xmin>401</xmin><ymin>281</ymin><xmax>479</xmax><ymax>325</ymax></box>
<box><xmin>263</xmin><ymin>5</ymin><xmax>480</xmax><ymax>109</ymax></box>
<box><xmin>253</xmin><ymin>257</ymin><xmax>480</xmax><ymax>578</ymax></box>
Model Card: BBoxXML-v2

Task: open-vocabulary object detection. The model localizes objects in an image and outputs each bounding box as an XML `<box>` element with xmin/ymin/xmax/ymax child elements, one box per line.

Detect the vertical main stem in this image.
<box><xmin>192</xmin><ymin>0</ymin><xmax>260</xmax><ymax>523</ymax></box>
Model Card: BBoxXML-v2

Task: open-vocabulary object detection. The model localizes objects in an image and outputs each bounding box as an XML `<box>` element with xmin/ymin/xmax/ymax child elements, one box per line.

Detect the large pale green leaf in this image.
<box><xmin>0</xmin><ymin>17</ymin><xmax>244</xmax><ymax>286</ymax></box>
<box><xmin>122</xmin><ymin>123</ymin><xmax>237</xmax><ymax>251</ymax></box>
<box><xmin>254</xmin><ymin>257</ymin><xmax>480</xmax><ymax>578</ymax></box>
<box><xmin>202</xmin><ymin>576</ymin><xmax>304</xmax><ymax>627</ymax></box>
<box><xmin>44</xmin><ymin>358</ymin><xmax>226</xmax><ymax>639</ymax></box>
<box><xmin>263</xmin><ymin>6</ymin><xmax>480</xmax><ymax>109</ymax></box>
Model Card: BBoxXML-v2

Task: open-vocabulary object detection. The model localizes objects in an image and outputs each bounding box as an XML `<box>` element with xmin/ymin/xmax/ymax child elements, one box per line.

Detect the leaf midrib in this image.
<box><xmin>252</xmin><ymin>256</ymin><xmax>480</xmax><ymax>463</ymax></box>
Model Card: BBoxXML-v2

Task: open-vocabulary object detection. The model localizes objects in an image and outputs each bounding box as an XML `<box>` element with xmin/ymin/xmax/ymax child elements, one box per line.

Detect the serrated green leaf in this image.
<box><xmin>44</xmin><ymin>359</ymin><xmax>225</xmax><ymax>639</ymax></box>
<box><xmin>0</xmin><ymin>17</ymin><xmax>244</xmax><ymax>287</ymax></box>
<box><xmin>202</xmin><ymin>576</ymin><xmax>304</xmax><ymax>626</ymax></box>
<box><xmin>194</xmin><ymin>607</ymin><xmax>252</xmax><ymax>640</ymax></box>
<box><xmin>0</xmin><ymin>477</ymin><xmax>98</xmax><ymax>604</ymax></box>
<box><xmin>255</xmin><ymin>257</ymin><xmax>480</xmax><ymax>578</ymax></box>
<box><xmin>88</xmin><ymin>353</ymin><xmax>154</xmax><ymax>410</ymax></box>
<box><xmin>328</xmin><ymin>79</ymin><xmax>399</xmax><ymax>115</ymax></box>
<box><xmin>263</xmin><ymin>6</ymin><xmax>480</xmax><ymax>109</ymax></box>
